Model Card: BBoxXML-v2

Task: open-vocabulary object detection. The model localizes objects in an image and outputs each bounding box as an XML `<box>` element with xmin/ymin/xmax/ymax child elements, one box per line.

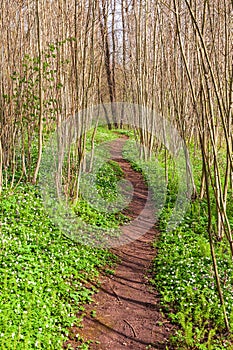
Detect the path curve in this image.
<box><xmin>65</xmin><ymin>137</ymin><xmax>174</xmax><ymax>350</ymax></box>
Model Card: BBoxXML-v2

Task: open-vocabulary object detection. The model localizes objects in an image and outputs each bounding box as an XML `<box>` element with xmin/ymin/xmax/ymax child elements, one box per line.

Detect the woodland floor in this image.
<box><xmin>64</xmin><ymin>137</ymin><xmax>175</xmax><ymax>350</ymax></box>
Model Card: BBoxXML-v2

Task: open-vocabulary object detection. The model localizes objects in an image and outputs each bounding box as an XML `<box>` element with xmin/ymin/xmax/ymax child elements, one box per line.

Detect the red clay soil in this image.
<box><xmin>64</xmin><ymin>137</ymin><xmax>175</xmax><ymax>350</ymax></box>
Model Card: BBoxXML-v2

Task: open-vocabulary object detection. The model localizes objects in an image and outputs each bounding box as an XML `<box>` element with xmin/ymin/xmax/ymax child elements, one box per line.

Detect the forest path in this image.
<box><xmin>65</xmin><ymin>136</ymin><xmax>174</xmax><ymax>350</ymax></box>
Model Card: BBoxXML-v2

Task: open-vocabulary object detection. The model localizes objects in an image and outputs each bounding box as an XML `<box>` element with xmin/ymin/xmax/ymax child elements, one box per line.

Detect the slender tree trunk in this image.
<box><xmin>32</xmin><ymin>0</ymin><xmax>43</xmax><ymax>184</ymax></box>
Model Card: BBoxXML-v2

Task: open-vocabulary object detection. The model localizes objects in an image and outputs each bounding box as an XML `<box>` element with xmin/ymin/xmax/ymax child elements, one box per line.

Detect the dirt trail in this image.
<box><xmin>65</xmin><ymin>137</ymin><xmax>174</xmax><ymax>350</ymax></box>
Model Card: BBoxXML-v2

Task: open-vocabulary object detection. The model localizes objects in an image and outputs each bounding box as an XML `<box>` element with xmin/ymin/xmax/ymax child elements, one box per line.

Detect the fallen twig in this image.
<box><xmin>123</xmin><ymin>319</ymin><xmax>137</xmax><ymax>337</ymax></box>
<box><xmin>109</xmin><ymin>284</ymin><xmax>121</xmax><ymax>303</ymax></box>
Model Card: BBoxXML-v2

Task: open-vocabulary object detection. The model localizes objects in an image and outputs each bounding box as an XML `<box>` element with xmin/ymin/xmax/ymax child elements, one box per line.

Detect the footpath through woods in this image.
<box><xmin>65</xmin><ymin>137</ymin><xmax>174</xmax><ymax>350</ymax></box>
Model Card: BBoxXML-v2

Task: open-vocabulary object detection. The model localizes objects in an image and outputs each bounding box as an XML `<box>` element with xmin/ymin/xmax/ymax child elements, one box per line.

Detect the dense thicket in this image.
<box><xmin>0</xmin><ymin>0</ymin><xmax>232</xmax><ymax>332</ymax></box>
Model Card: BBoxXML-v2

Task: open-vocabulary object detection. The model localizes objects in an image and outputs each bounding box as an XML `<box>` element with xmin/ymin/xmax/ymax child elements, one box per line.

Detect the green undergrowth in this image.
<box><xmin>2</xmin><ymin>127</ymin><xmax>232</xmax><ymax>349</ymax></box>
<box><xmin>0</xmin><ymin>128</ymin><xmax>132</xmax><ymax>349</ymax></box>
<box><xmin>0</xmin><ymin>185</ymin><xmax>117</xmax><ymax>349</ymax></box>
<box><xmin>151</xmin><ymin>162</ymin><xmax>233</xmax><ymax>349</ymax></box>
<box><xmin>74</xmin><ymin>159</ymin><xmax>130</xmax><ymax>229</ymax></box>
